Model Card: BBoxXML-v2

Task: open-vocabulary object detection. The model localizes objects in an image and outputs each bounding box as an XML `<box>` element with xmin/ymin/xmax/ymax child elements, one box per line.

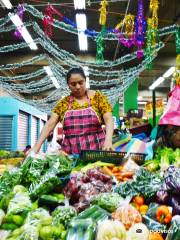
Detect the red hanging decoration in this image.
<box><xmin>42</xmin><ymin>5</ymin><xmax>64</xmax><ymax>38</ymax></box>
<box><xmin>42</xmin><ymin>5</ymin><xmax>54</xmax><ymax>38</ymax></box>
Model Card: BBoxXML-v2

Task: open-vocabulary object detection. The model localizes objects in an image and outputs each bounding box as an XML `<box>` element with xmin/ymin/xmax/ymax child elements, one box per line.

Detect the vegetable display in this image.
<box><xmin>156</xmin><ymin>205</ymin><xmax>172</xmax><ymax>224</ymax></box>
<box><xmin>0</xmin><ymin>145</ymin><xmax>179</xmax><ymax>240</ymax></box>
<box><xmin>96</xmin><ymin>220</ymin><xmax>127</xmax><ymax>240</ymax></box>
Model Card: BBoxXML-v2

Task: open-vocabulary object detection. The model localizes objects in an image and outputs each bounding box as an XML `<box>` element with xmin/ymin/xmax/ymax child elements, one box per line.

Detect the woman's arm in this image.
<box><xmin>102</xmin><ymin>112</ymin><xmax>114</xmax><ymax>150</ymax></box>
<box><xmin>31</xmin><ymin>113</ymin><xmax>59</xmax><ymax>153</ymax></box>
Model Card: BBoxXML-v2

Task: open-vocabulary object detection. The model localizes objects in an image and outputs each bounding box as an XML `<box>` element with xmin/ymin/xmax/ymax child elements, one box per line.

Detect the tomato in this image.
<box><xmin>132</xmin><ymin>196</ymin><xmax>145</xmax><ymax>206</ymax></box>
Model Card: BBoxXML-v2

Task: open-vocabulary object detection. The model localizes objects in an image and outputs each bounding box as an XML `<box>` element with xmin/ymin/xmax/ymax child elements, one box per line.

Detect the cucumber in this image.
<box><xmin>76</xmin><ymin>227</ymin><xmax>85</xmax><ymax>240</ymax></box>
<box><xmin>89</xmin><ymin>210</ymin><xmax>103</xmax><ymax>221</ymax></box>
<box><xmin>76</xmin><ymin>205</ymin><xmax>99</xmax><ymax>219</ymax></box>
<box><xmin>70</xmin><ymin>219</ymin><xmax>93</xmax><ymax>228</ymax></box>
<box><xmin>38</xmin><ymin>195</ymin><xmax>61</xmax><ymax>209</ymax></box>
<box><xmin>83</xmin><ymin>227</ymin><xmax>95</xmax><ymax>240</ymax></box>
<box><xmin>95</xmin><ymin>212</ymin><xmax>109</xmax><ymax>222</ymax></box>
<box><xmin>66</xmin><ymin>227</ymin><xmax>77</xmax><ymax>240</ymax></box>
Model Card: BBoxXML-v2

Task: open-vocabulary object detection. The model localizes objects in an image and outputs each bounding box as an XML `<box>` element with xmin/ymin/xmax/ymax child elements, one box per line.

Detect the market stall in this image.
<box><xmin>0</xmin><ymin>0</ymin><xmax>179</xmax><ymax>239</ymax></box>
<box><xmin>0</xmin><ymin>146</ymin><xmax>179</xmax><ymax>240</ymax></box>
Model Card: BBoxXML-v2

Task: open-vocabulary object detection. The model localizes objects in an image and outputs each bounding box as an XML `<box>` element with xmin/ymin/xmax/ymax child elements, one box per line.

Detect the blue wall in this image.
<box><xmin>0</xmin><ymin>97</ymin><xmax>47</xmax><ymax>151</ymax></box>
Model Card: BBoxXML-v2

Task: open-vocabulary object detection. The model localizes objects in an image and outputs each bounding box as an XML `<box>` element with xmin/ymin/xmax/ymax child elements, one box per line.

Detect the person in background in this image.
<box><xmin>46</xmin><ymin>132</ymin><xmax>60</xmax><ymax>153</ymax></box>
<box><xmin>24</xmin><ymin>145</ymin><xmax>31</xmax><ymax>155</ymax></box>
<box><xmin>155</xmin><ymin>125</ymin><xmax>180</xmax><ymax>149</ymax></box>
<box><xmin>31</xmin><ymin>67</ymin><xmax>114</xmax><ymax>155</ymax></box>
<box><xmin>155</xmin><ymin>85</ymin><xmax>180</xmax><ymax>149</ymax></box>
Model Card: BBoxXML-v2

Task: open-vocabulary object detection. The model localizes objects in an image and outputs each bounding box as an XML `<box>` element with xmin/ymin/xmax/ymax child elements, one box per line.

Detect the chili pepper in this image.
<box><xmin>156</xmin><ymin>205</ymin><xmax>172</xmax><ymax>224</ymax></box>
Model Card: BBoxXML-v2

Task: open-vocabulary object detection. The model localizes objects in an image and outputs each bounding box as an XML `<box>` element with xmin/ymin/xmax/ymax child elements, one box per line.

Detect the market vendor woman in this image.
<box><xmin>32</xmin><ymin>67</ymin><xmax>114</xmax><ymax>154</ymax></box>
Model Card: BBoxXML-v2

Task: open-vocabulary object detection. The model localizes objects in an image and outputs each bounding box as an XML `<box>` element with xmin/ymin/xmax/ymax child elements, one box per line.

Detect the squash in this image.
<box><xmin>148</xmin><ymin>232</ymin><xmax>164</xmax><ymax>240</ymax></box>
<box><xmin>96</xmin><ymin>220</ymin><xmax>127</xmax><ymax>240</ymax></box>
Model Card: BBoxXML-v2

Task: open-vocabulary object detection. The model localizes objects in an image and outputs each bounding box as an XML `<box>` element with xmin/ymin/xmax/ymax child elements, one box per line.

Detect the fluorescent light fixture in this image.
<box><xmin>83</xmin><ymin>66</ymin><xmax>90</xmax><ymax>88</ymax></box>
<box><xmin>8</xmin><ymin>13</ymin><xmax>38</xmax><ymax>50</ymax></box>
<box><xmin>50</xmin><ymin>76</ymin><xmax>60</xmax><ymax>89</ymax></box>
<box><xmin>138</xmin><ymin>101</ymin><xmax>147</xmax><ymax>105</ymax></box>
<box><xmin>43</xmin><ymin>66</ymin><xmax>53</xmax><ymax>76</ymax></box>
<box><xmin>78</xmin><ymin>32</ymin><xmax>88</xmax><ymax>51</ymax></box>
<box><xmin>9</xmin><ymin>13</ymin><xmax>23</xmax><ymax>27</ymax></box>
<box><xmin>43</xmin><ymin>66</ymin><xmax>60</xmax><ymax>89</ymax></box>
<box><xmin>76</xmin><ymin>13</ymin><xmax>88</xmax><ymax>51</ymax></box>
<box><xmin>74</xmin><ymin>0</ymin><xmax>85</xmax><ymax>9</ymax></box>
<box><xmin>163</xmin><ymin>67</ymin><xmax>175</xmax><ymax>78</ymax></box>
<box><xmin>0</xmin><ymin>0</ymin><xmax>12</xmax><ymax>9</ymax></box>
<box><xmin>149</xmin><ymin>77</ymin><xmax>165</xmax><ymax>90</ymax></box>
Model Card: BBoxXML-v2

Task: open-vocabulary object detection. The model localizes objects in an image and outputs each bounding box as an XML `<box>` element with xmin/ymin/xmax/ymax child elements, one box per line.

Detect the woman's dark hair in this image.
<box><xmin>47</xmin><ymin>132</ymin><xmax>53</xmax><ymax>142</ymax></box>
<box><xmin>155</xmin><ymin>125</ymin><xmax>179</xmax><ymax>149</ymax></box>
<box><xmin>66</xmin><ymin>67</ymin><xmax>86</xmax><ymax>83</ymax></box>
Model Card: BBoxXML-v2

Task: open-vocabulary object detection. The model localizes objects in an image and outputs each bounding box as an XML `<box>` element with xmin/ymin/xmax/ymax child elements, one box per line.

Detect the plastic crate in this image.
<box><xmin>80</xmin><ymin>150</ymin><xmax>146</xmax><ymax>165</ymax></box>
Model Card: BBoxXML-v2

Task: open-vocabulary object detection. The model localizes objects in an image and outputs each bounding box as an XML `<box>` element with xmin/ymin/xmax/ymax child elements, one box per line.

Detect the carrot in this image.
<box><xmin>112</xmin><ymin>167</ymin><xmax>119</xmax><ymax>173</ymax></box>
<box><xmin>122</xmin><ymin>177</ymin><xmax>130</xmax><ymax>181</ymax></box>
<box><xmin>120</xmin><ymin>172</ymin><xmax>134</xmax><ymax>178</ymax></box>
<box><xmin>113</xmin><ymin>172</ymin><xmax>122</xmax><ymax>176</ymax></box>
<box><xmin>116</xmin><ymin>176</ymin><xmax>123</xmax><ymax>181</ymax></box>
<box><xmin>102</xmin><ymin>166</ymin><xmax>113</xmax><ymax>176</ymax></box>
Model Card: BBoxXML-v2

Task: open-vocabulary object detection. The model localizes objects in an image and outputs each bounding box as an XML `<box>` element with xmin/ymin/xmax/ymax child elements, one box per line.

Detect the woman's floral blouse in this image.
<box><xmin>52</xmin><ymin>91</ymin><xmax>112</xmax><ymax>123</ymax></box>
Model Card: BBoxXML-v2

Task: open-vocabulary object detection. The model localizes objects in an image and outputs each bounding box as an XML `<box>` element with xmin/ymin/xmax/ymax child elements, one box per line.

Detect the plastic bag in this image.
<box><xmin>0</xmin><ymin>230</ymin><xmax>11</xmax><ymax>240</ymax></box>
<box><xmin>52</xmin><ymin>206</ymin><xmax>77</xmax><ymax>227</ymax></box>
<box><xmin>18</xmin><ymin>208</ymin><xmax>51</xmax><ymax>240</ymax></box>
<box><xmin>91</xmin><ymin>192</ymin><xmax>124</xmax><ymax>212</ymax></box>
<box><xmin>29</xmin><ymin>169</ymin><xmax>61</xmax><ymax>198</ymax></box>
<box><xmin>159</xmin><ymin>85</ymin><xmax>180</xmax><ymax>126</ymax></box>
<box><xmin>112</xmin><ymin>202</ymin><xmax>142</xmax><ymax>230</ymax></box>
<box><xmin>66</xmin><ymin>218</ymin><xmax>96</xmax><ymax>240</ymax></box>
<box><xmin>166</xmin><ymin>215</ymin><xmax>180</xmax><ymax>240</ymax></box>
<box><xmin>0</xmin><ymin>168</ymin><xmax>22</xmax><ymax>200</ymax></box>
<box><xmin>142</xmin><ymin>215</ymin><xmax>166</xmax><ymax>232</ymax></box>
<box><xmin>146</xmin><ymin>202</ymin><xmax>160</xmax><ymax>220</ymax></box>
<box><xmin>7</xmin><ymin>191</ymin><xmax>32</xmax><ymax>215</ymax></box>
<box><xmin>123</xmin><ymin>158</ymin><xmax>140</xmax><ymax>173</ymax></box>
<box><xmin>26</xmin><ymin>156</ymin><xmax>47</xmax><ymax>182</ymax></box>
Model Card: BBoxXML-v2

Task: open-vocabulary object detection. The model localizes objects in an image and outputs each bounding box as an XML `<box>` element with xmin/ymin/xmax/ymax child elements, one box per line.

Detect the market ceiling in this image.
<box><xmin>0</xmin><ymin>0</ymin><xmax>180</xmax><ymax>111</ymax></box>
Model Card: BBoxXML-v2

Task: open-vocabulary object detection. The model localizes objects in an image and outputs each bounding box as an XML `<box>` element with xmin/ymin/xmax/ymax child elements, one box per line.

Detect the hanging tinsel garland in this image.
<box><xmin>134</xmin><ymin>0</ymin><xmax>147</xmax><ymax>59</ymax></box>
<box><xmin>14</xmin><ymin>4</ymin><xmax>25</xmax><ymax>39</ymax></box>
<box><xmin>145</xmin><ymin>0</ymin><xmax>159</xmax><ymax>69</ymax></box>
<box><xmin>0</xmin><ymin>3</ymin><xmax>179</xmax><ymax>111</ymax></box>
<box><xmin>96</xmin><ymin>0</ymin><xmax>108</xmax><ymax>62</ymax></box>
<box><xmin>173</xmin><ymin>28</ymin><xmax>180</xmax><ymax>86</ymax></box>
<box><xmin>115</xmin><ymin>14</ymin><xmax>135</xmax><ymax>48</ymax></box>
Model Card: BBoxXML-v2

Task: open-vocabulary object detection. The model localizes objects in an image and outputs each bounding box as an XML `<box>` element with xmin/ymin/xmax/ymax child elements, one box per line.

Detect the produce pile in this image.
<box><xmin>0</xmin><ymin>151</ymin><xmax>25</xmax><ymax>175</ymax></box>
<box><xmin>0</xmin><ymin>147</ymin><xmax>179</xmax><ymax>240</ymax></box>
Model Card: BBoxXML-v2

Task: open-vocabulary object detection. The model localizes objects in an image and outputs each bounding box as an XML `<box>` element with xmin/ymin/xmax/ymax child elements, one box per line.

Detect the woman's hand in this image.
<box><xmin>102</xmin><ymin>139</ymin><xmax>114</xmax><ymax>151</ymax></box>
<box><xmin>59</xmin><ymin>150</ymin><xmax>68</xmax><ymax>156</ymax></box>
<box><xmin>102</xmin><ymin>112</ymin><xmax>114</xmax><ymax>151</ymax></box>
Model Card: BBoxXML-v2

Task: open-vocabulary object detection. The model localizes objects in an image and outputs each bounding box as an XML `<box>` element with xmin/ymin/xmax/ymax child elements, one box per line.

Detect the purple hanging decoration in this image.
<box><xmin>14</xmin><ymin>4</ymin><xmax>25</xmax><ymax>39</ymax></box>
<box><xmin>134</xmin><ymin>0</ymin><xmax>147</xmax><ymax>59</ymax></box>
<box><xmin>116</xmin><ymin>30</ymin><xmax>135</xmax><ymax>48</ymax></box>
